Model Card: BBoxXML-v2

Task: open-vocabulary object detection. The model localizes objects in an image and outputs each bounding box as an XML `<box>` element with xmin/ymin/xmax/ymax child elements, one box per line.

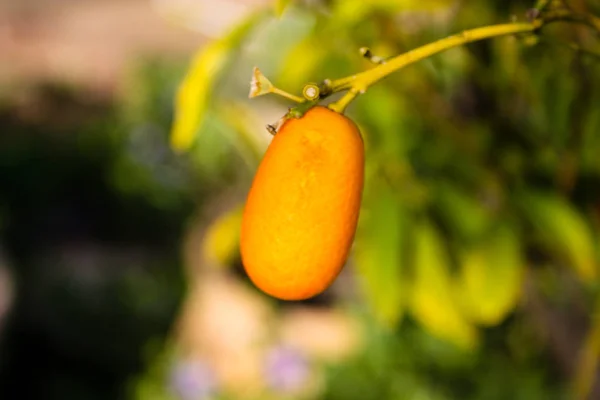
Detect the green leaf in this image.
<box><xmin>331</xmin><ymin>0</ymin><xmax>454</xmax><ymax>27</ymax></box>
<box><xmin>353</xmin><ymin>184</ymin><xmax>407</xmax><ymax>327</ymax></box>
<box><xmin>520</xmin><ymin>192</ymin><xmax>597</xmax><ymax>282</ymax></box>
<box><xmin>214</xmin><ymin>100</ymin><xmax>266</xmax><ymax>170</ymax></box>
<box><xmin>277</xmin><ymin>36</ymin><xmax>329</xmax><ymax>91</ymax></box>
<box><xmin>456</xmin><ymin>223</ymin><xmax>524</xmax><ymax>326</ymax></box>
<box><xmin>581</xmin><ymin>89</ymin><xmax>600</xmax><ymax>173</ymax></box>
<box><xmin>409</xmin><ymin>220</ymin><xmax>478</xmax><ymax>350</ymax></box>
<box><xmin>186</xmin><ymin>109</ymin><xmax>236</xmax><ymax>177</ymax></box>
<box><xmin>356</xmin><ymin>85</ymin><xmax>411</xmax><ymax>157</ymax></box>
<box><xmin>435</xmin><ymin>183</ymin><xmax>493</xmax><ymax>243</ymax></box>
<box><xmin>203</xmin><ymin>204</ymin><xmax>244</xmax><ymax>267</ymax></box>
<box><xmin>275</xmin><ymin>0</ymin><xmax>292</xmax><ymax>17</ymax></box>
<box><xmin>170</xmin><ymin>12</ymin><xmax>265</xmax><ymax>152</ymax></box>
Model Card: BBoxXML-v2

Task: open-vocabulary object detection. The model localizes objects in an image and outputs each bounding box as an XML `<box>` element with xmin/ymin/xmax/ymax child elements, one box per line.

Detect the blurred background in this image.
<box><xmin>1</xmin><ymin>0</ymin><xmax>600</xmax><ymax>399</ymax></box>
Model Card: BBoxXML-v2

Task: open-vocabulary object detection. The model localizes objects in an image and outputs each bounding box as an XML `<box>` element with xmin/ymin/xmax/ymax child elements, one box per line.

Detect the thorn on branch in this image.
<box><xmin>359</xmin><ymin>47</ymin><xmax>387</xmax><ymax>65</ymax></box>
<box><xmin>266</xmin><ymin>124</ymin><xmax>277</xmax><ymax>135</ymax></box>
<box><xmin>266</xmin><ymin>117</ymin><xmax>286</xmax><ymax>135</ymax></box>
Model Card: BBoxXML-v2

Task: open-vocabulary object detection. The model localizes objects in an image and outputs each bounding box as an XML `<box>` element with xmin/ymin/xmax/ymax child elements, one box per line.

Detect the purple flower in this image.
<box><xmin>169</xmin><ymin>358</ymin><xmax>217</xmax><ymax>400</ymax></box>
<box><xmin>264</xmin><ymin>346</ymin><xmax>310</xmax><ymax>393</ymax></box>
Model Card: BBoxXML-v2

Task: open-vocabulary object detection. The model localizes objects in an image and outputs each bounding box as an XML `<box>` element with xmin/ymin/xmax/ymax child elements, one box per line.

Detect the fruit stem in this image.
<box><xmin>271</xmin><ymin>87</ymin><xmax>305</xmax><ymax>103</ymax></box>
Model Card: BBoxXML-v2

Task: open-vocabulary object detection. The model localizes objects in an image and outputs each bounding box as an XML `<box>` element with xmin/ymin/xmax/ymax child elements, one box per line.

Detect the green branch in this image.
<box><xmin>250</xmin><ymin>2</ymin><xmax>600</xmax><ymax>122</ymax></box>
<box><xmin>327</xmin><ymin>22</ymin><xmax>540</xmax><ymax>112</ymax></box>
<box><xmin>323</xmin><ymin>7</ymin><xmax>600</xmax><ymax>113</ymax></box>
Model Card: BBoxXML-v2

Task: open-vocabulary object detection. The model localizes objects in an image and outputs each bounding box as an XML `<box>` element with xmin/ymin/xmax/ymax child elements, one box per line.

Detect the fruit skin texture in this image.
<box><xmin>241</xmin><ymin>106</ymin><xmax>365</xmax><ymax>300</ymax></box>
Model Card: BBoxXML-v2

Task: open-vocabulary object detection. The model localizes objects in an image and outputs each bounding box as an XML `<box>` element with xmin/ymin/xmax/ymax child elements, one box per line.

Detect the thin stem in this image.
<box><xmin>266</xmin><ymin>5</ymin><xmax>600</xmax><ymax>117</ymax></box>
<box><xmin>328</xmin><ymin>22</ymin><xmax>539</xmax><ymax>112</ymax></box>
<box><xmin>271</xmin><ymin>87</ymin><xmax>304</xmax><ymax>103</ymax></box>
<box><xmin>323</xmin><ymin>8</ymin><xmax>600</xmax><ymax>113</ymax></box>
<box><xmin>328</xmin><ymin>88</ymin><xmax>360</xmax><ymax>113</ymax></box>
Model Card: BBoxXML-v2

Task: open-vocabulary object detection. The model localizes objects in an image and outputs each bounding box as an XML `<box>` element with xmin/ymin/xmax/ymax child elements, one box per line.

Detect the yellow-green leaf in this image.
<box><xmin>203</xmin><ymin>205</ymin><xmax>244</xmax><ymax>266</ymax></box>
<box><xmin>520</xmin><ymin>192</ymin><xmax>597</xmax><ymax>282</ymax></box>
<box><xmin>456</xmin><ymin>224</ymin><xmax>524</xmax><ymax>326</ymax></box>
<box><xmin>215</xmin><ymin>100</ymin><xmax>266</xmax><ymax>169</ymax></box>
<box><xmin>435</xmin><ymin>183</ymin><xmax>492</xmax><ymax>242</ymax></box>
<box><xmin>332</xmin><ymin>0</ymin><xmax>454</xmax><ymax>27</ymax></box>
<box><xmin>354</xmin><ymin>184</ymin><xmax>407</xmax><ymax>327</ymax></box>
<box><xmin>275</xmin><ymin>0</ymin><xmax>292</xmax><ymax>17</ymax></box>
<box><xmin>170</xmin><ymin>13</ymin><xmax>264</xmax><ymax>152</ymax></box>
<box><xmin>277</xmin><ymin>37</ymin><xmax>328</xmax><ymax>91</ymax></box>
<box><xmin>409</xmin><ymin>221</ymin><xmax>478</xmax><ymax>350</ymax></box>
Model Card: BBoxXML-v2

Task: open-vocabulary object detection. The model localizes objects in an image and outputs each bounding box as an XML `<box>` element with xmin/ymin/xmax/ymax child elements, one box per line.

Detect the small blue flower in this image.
<box><xmin>264</xmin><ymin>346</ymin><xmax>309</xmax><ymax>393</ymax></box>
<box><xmin>169</xmin><ymin>358</ymin><xmax>217</xmax><ymax>400</ymax></box>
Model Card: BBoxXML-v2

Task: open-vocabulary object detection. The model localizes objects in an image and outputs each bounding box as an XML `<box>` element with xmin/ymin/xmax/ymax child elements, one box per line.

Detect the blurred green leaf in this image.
<box><xmin>187</xmin><ymin>109</ymin><xmax>239</xmax><ymax>179</ymax></box>
<box><xmin>215</xmin><ymin>100</ymin><xmax>266</xmax><ymax>170</ymax></box>
<box><xmin>331</xmin><ymin>0</ymin><xmax>454</xmax><ymax>27</ymax></box>
<box><xmin>526</xmin><ymin>50</ymin><xmax>577</xmax><ymax>148</ymax></box>
<box><xmin>519</xmin><ymin>191</ymin><xmax>597</xmax><ymax>282</ymax></box>
<box><xmin>275</xmin><ymin>0</ymin><xmax>292</xmax><ymax>17</ymax></box>
<box><xmin>203</xmin><ymin>204</ymin><xmax>244</xmax><ymax>267</ymax></box>
<box><xmin>356</xmin><ymin>85</ymin><xmax>412</xmax><ymax>157</ymax></box>
<box><xmin>131</xmin><ymin>344</ymin><xmax>178</xmax><ymax>400</ymax></box>
<box><xmin>277</xmin><ymin>37</ymin><xmax>328</xmax><ymax>90</ymax></box>
<box><xmin>492</xmin><ymin>36</ymin><xmax>520</xmax><ymax>89</ymax></box>
<box><xmin>581</xmin><ymin>87</ymin><xmax>600</xmax><ymax>173</ymax></box>
<box><xmin>456</xmin><ymin>223</ymin><xmax>524</xmax><ymax>326</ymax></box>
<box><xmin>435</xmin><ymin>183</ymin><xmax>493</xmax><ymax>243</ymax></box>
<box><xmin>409</xmin><ymin>220</ymin><xmax>478</xmax><ymax>350</ymax></box>
<box><xmin>354</xmin><ymin>184</ymin><xmax>407</xmax><ymax>328</ymax></box>
<box><xmin>572</xmin><ymin>298</ymin><xmax>600</xmax><ymax>400</ymax></box>
<box><xmin>170</xmin><ymin>12</ymin><xmax>265</xmax><ymax>152</ymax></box>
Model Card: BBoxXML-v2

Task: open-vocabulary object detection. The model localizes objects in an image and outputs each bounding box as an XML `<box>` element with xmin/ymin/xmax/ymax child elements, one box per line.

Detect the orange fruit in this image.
<box><xmin>241</xmin><ymin>106</ymin><xmax>365</xmax><ymax>300</ymax></box>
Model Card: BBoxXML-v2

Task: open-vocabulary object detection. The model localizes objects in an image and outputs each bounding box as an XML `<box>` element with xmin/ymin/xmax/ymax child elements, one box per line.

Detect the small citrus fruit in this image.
<box><xmin>241</xmin><ymin>106</ymin><xmax>364</xmax><ymax>300</ymax></box>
